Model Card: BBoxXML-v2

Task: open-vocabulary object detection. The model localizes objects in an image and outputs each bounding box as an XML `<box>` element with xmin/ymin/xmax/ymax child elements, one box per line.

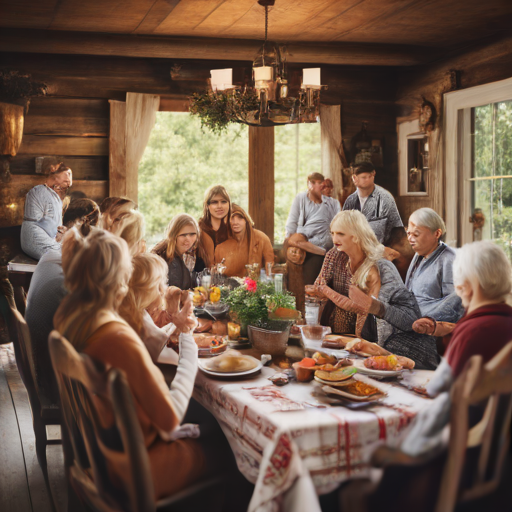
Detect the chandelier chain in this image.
<box><xmin>265</xmin><ymin>6</ymin><xmax>268</xmax><ymax>41</ymax></box>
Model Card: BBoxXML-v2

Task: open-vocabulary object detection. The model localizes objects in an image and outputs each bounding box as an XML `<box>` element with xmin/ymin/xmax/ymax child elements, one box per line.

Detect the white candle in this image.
<box><xmin>303</xmin><ymin>68</ymin><xmax>321</xmax><ymax>87</ymax></box>
<box><xmin>254</xmin><ymin>66</ymin><xmax>273</xmax><ymax>81</ymax></box>
<box><xmin>210</xmin><ymin>68</ymin><xmax>233</xmax><ymax>91</ymax></box>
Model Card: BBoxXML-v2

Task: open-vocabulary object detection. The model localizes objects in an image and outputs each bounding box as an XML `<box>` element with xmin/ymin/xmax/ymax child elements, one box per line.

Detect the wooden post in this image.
<box><xmin>108</xmin><ymin>100</ymin><xmax>127</xmax><ymax>198</ymax></box>
<box><xmin>320</xmin><ymin>104</ymin><xmax>347</xmax><ymax>205</ymax></box>
<box><xmin>248</xmin><ymin>126</ymin><xmax>275</xmax><ymax>244</ymax></box>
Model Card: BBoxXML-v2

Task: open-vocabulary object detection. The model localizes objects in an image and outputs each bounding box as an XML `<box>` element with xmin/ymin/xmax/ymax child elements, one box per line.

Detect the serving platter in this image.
<box><xmin>352</xmin><ymin>358</ymin><xmax>402</xmax><ymax>378</ymax></box>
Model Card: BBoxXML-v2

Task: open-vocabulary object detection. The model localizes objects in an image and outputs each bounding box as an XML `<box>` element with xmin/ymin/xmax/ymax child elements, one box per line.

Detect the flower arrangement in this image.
<box><xmin>225</xmin><ymin>278</ymin><xmax>296</xmax><ymax>329</ymax></box>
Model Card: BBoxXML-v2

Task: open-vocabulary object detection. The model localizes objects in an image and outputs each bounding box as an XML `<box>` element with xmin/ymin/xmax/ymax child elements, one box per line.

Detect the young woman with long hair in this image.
<box><xmin>54</xmin><ymin>228</ymin><xmax>206</xmax><ymax>500</ymax></box>
<box><xmin>308</xmin><ymin>210</ymin><xmax>438</xmax><ymax>369</ymax></box>
<box><xmin>198</xmin><ymin>185</ymin><xmax>231</xmax><ymax>264</ymax></box>
<box><xmin>152</xmin><ymin>214</ymin><xmax>211</xmax><ymax>289</ymax></box>
<box><xmin>214</xmin><ymin>204</ymin><xmax>274</xmax><ymax>278</ymax></box>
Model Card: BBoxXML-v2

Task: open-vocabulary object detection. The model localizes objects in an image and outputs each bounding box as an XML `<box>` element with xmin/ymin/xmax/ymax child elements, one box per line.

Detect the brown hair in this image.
<box><xmin>231</xmin><ymin>203</ymin><xmax>254</xmax><ymax>250</ymax></box>
<box><xmin>62</xmin><ymin>198</ymin><xmax>100</xmax><ymax>232</ymax></box>
<box><xmin>307</xmin><ymin>172</ymin><xmax>324</xmax><ymax>182</ymax></box>
<box><xmin>199</xmin><ymin>185</ymin><xmax>232</xmax><ymax>229</ymax></box>
<box><xmin>152</xmin><ymin>213</ymin><xmax>208</xmax><ymax>264</ymax></box>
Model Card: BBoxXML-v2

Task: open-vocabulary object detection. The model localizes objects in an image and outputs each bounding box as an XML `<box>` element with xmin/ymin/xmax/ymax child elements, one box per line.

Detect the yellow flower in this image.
<box><xmin>209</xmin><ymin>287</ymin><xmax>221</xmax><ymax>303</ymax></box>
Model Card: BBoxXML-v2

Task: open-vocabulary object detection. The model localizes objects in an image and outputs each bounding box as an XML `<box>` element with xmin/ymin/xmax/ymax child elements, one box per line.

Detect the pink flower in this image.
<box><xmin>244</xmin><ymin>278</ymin><xmax>257</xmax><ymax>292</ymax></box>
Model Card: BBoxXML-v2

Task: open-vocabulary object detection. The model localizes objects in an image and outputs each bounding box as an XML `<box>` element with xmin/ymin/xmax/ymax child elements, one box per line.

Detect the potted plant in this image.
<box><xmin>225</xmin><ymin>278</ymin><xmax>297</xmax><ymax>355</ymax></box>
<box><xmin>0</xmin><ymin>70</ymin><xmax>48</xmax><ymax>182</ymax></box>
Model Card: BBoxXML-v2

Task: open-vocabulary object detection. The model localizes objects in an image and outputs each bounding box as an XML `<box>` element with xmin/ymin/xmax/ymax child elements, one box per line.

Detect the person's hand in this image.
<box><xmin>172</xmin><ymin>294</ymin><xmax>198</xmax><ymax>334</ymax></box>
<box><xmin>305</xmin><ymin>284</ymin><xmax>325</xmax><ymax>298</ymax></box>
<box><xmin>348</xmin><ymin>285</ymin><xmax>373</xmax><ymax>313</ymax></box>
<box><xmin>164</xmin><ymin>286</ymin><xmax>182</xmax><ymax>317</ymax></box>
<box><xmin>56</xmin><ymin>226</ymin><xmax>68</xmax><ymax>243</ymax></box>
<box><xmin>413</xmin><ymin>317</ymin><xmax>436</xmax><ymax>335</ymax></box>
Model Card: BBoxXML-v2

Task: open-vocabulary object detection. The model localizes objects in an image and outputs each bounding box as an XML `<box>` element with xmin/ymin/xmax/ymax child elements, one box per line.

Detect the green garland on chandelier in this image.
<box><xmin>189</xmin><ymin>89</ymin><xmax>261</xmax><ymax>134</ymax></box>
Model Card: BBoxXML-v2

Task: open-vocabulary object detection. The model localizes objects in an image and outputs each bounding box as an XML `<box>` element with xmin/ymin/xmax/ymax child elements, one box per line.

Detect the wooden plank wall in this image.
<box><xmin>0</xmin><ymin>51</ymin><xmax>399</xmax><ymax>249</ymax></box>
<box><xmin>395</xmin><ymin>35</ymin><xmax>512</xmax><ymax>225</ymax></box>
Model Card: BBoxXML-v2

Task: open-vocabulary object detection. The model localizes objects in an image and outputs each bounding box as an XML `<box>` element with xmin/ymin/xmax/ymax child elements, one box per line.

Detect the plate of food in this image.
<box><xmin>352</xmin><ymin>355</ymin><xmax>414</xmax><ymax>377</ymax></box>
<box><xmin>198</xmin><ymin>351</ymin><xmax>263</xmax><ymax>378</ymax></box>
<box><xmin>193</xmin><ymin>334</ymin><xmax>228</xmax><ymax>357</ymax></box>
<box><xmin>321</xmin><ymin>380</ymin><xmax>385</xmax><ymax>401</ymax></box>
<box><xmin>312</xmin><ymin>366</ymin><xmax>358</xmax><ymax>386</ymax></box>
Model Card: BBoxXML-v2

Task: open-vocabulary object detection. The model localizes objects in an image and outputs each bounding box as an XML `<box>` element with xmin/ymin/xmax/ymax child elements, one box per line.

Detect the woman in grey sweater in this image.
<box><xmin>308</xmin><ymin>210</ymin><xmax>439</xmax><ymax>369</ymax></box>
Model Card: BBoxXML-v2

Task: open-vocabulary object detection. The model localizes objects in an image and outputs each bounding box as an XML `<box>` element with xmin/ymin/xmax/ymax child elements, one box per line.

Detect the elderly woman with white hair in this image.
<box><xmin>405</xmin><ymin>208</ymin><xmax>464</xmax><ymax>324</ymax></box>
<box><xmin>308</xmin><ymin>210</ymin><xmax>439</xmax><ymax>369</ymax></box>
<box><xmin>414</xmin><ymin>240</ymin><xmax>512</xmax><ymax>378</ymax></box>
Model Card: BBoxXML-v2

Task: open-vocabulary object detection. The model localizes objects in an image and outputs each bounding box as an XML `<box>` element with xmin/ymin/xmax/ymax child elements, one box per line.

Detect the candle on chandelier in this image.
<box><xmin>254</xmin><ymin>66</ymin><xmax>273</xmax><ymax>81</ymax></box>
<box><xmin>210</xmin><ymin>68</ymin><xmax>233</xmax><ymax>91</ymax></box>
<box><xmin>303</xmin><ymin>68</ymin><xmax>321</xmax><ymax>87</ymax></box>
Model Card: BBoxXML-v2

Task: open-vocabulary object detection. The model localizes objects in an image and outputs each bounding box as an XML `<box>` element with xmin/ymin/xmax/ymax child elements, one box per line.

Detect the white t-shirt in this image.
<box><xmin>357</xmin><ymin>191</ymin><xmax>369</xmax><ymax>211</ymax></box>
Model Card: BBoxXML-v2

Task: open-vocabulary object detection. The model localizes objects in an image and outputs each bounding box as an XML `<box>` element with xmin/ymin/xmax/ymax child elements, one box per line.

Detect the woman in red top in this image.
<box><xmin>414</xmin><ymin>240</ymin><xmax>512</xmax><ymax>377</ymax></box>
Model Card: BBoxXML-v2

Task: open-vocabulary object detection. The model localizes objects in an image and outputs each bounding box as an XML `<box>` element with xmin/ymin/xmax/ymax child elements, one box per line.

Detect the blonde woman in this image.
<box><xmin>107</xmin><ymin>208</ymin><xmax>146</xmax><ymax>256</ymax></box>
<box><xmin>118</xmin><ymin>253</ymin><xmax>193</xmax><ymax>364</ymax></box>
<box><xmin>308</xmin><ymin>210</ymin><xmax>438</xmax><ymax>369</ymax></box>
<box><xmin>153</xmin><ymin>214</ymin><xmax>211</xmax><ymax>289</ymax></box>
<box><xmin>198</xmin><ymin>184</ymin><xmax>232</xmax><ymax>263</ymax></box>
<box><xmin>54</xmin><ymin>228</ymin><xmax>206</xmax><ymax>500</ymax></box>
<box><xmin>99</xmin><ymin>196</ymin><xmax>137</xmax><ymax>231</ymax></box>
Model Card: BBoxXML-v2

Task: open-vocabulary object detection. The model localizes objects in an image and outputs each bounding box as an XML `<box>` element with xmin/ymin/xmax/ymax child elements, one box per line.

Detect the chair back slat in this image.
<box><xmin>49</xmin><ymin>330</ymin><xmax>156</xmax><ymax>512</ymax></box>
<box><xmin>436</xmin><ymin>341</ymin><xmax>512</xmax><ymax>512</ymax></box>
<box><xmin>10</xmin><ymin>307</ymin><xmax>41</xmax><ymax>410</ymax></box>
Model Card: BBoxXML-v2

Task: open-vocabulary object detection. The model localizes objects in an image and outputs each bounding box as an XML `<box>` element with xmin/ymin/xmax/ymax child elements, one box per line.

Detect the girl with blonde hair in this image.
<box><xmin>54</xmin><ymin>228</ymin><xmax>207</xmax><ymax>500</ymax></box>
<box><xmin>118</xmin><ymin>253</ymin><xmax>194</xmax><ymax>363</ymax></box>
<box><xmin>308</xmin><ymin>210</ymin><xmax>438</xmax><ymax>369</ymax></box>
<box><xmin>99</xmin><ymin>196</ymin><xmax>137</xmax><ymax>231</ymax></box>
<box><xmin>153</xmin><ymin>213</ymin><xmax>210</xmax><ymax>289</ymax></box>
<box><xmin>107</xmin><ymin>208</ymin><xmax>146</xmax><ymax>256</ymax></box>
<box><xmin>198</xmin><ymin>184</ymin><xmax>232</xmax><ymax>263</ymax></box>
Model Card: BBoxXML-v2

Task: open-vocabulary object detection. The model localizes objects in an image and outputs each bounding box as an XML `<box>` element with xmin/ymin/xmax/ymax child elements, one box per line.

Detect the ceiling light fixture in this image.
<box><xmin>190</xmin><ymin>0</ymin><xmax>326</xmax><ymax>132</ymax></box>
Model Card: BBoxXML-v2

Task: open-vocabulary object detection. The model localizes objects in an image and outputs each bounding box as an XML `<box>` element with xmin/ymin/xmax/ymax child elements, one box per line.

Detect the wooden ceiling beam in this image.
<box><xmin>0</xmin><ymin>28</ymin><xmax>438</xmax><ymax>66</ymax></box>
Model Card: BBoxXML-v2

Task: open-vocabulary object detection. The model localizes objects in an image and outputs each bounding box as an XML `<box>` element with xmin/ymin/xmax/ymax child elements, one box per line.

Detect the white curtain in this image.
<box><xmin>109</xmin><ymin>93</ymin><xmax>160</xmax><ymax>202</ymax></box>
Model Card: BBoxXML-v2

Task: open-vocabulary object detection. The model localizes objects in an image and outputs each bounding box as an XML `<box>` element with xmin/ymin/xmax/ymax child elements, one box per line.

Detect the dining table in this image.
<box><xmin>193</xmin><ymin>346</ymin><xmax>435</xmax><ymax>512</ymax></box>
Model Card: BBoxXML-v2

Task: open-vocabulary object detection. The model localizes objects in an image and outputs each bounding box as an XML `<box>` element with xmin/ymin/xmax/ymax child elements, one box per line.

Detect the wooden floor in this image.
<box><xmin>2</xmin><ymin>341</ymin><xmax>512</xmax><ymax>512</ymax></box>
<box><xmin>0</xmin><ymin>343</ymin><xmax>66</xmax><ymax>512</ymax></box>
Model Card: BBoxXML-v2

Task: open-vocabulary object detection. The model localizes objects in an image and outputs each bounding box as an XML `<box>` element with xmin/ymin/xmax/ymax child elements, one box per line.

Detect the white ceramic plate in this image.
<box><xmin>198</xmin><ymin>356</ymin><xmax>263</xmax><ymax>378</ymax></box>
<box><xmin>352</xmin><ymin>358</ymin><xmax>402</xmax><ymax>378</ymax></box>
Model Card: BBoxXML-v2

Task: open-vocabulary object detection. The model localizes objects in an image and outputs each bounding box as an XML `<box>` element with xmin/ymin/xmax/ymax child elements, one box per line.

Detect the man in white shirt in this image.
<box><xmin>285</xmin><ymin>172</ymin><xmax>341</xmax><ymax>284</ymax></box>
<box><xmin>342</xmin><ymin>162</ymin><xmax>403</xmax><ymax>244</ymax></box>
<box><xmin>285</xmin><ymin>172</ymin><xmax>341</xmax><ymax>253</ymax></box>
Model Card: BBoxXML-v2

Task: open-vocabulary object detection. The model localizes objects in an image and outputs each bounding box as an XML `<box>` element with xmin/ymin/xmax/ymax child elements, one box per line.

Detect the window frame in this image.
<box><xmin>444</xmin><ymin>76</ymin><xmax>512</xmax><ymax>246</ymax></box>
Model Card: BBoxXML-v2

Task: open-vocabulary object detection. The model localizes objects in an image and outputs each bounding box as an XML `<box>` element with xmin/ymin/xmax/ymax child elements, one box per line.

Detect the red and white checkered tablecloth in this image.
<box><xmin>194</xmin><ymin>364</ymin><xmax>434</xmax><ymax>512</ymax></box>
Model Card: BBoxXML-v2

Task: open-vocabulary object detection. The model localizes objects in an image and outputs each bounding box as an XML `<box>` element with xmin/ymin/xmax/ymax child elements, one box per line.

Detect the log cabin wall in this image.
<box><xmin>0</xmin><ymin>50</ymin><xmax>399</xmax><ymax>261</ymax></box>
<box><xmin>395</xmin><ymin>35</ymin><xmax>512</xmax><ymax>226</ymax></box>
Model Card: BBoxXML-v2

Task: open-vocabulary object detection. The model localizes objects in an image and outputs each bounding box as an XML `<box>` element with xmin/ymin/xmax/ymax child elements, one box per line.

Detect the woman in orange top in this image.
<box><xmin>198</xmin><ymin>185</ymin><xmax>232</xmax><ymax>265</ymax></box>
<box><xmin>214</xmin><ymin>204</ymin><xmax>274</xmax><ymax>278</ymax></box>
<box><xmin>54</xmin><ymin>228</ymin><xmax>205</xmax><ymax>500</ymax></box>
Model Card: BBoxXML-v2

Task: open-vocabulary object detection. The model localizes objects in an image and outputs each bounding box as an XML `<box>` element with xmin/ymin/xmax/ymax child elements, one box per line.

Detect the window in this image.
<box><xmin>138</xmin><ymin>112</ymin><xmax>248</xmax><ymax>246</ymax></box>
<box><xmin>471</xmin><ymin>100</ymin><xmax>512</xmax><ymax>260</ymax></box>
<box><xmin>444</xmin><ymin>77</ymin><xmax>512</xmax><ymax>248</ymax></box>
<box><xmin>274</xmin><ymin>123</ymin><xmax>321</xmax><ymax>244</ymax></box>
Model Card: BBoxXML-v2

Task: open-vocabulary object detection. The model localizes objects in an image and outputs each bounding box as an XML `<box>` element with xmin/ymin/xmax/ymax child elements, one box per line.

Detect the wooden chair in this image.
<box><xmin>8</xmin><ymin>307</ymin><xmax>61</xmax><ymax>485</ymax></box>
<box><xmin>48</xmin><ymin>330</ymin><xmax>226</xmax><ymax>512</ymax></box>
<box><xmin>339</xmin><ymin>341</ymin><xmax>512</xmax><ymax>512</ymax></box>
